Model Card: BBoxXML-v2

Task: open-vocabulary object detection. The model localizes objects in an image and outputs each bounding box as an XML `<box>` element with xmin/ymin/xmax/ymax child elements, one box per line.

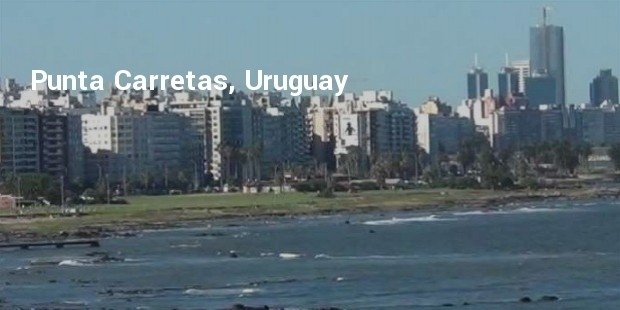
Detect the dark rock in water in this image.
<box><xmin>195</xmin><ymin>232</ymin><xmax>226</xmax><ymax>237</ymax></box>
<box><xmin>93</xmin><ymin>253</ymin><xmax>124</xmax><ymax>263</ymax></box>
<box><xmin>462</xmin><ymin>302</ymin><xmax>471</xmax><ymax>306</ymax></box>
<box><xmin>442</xmin><ymin>303</ymin><xmax>454</xmax><ymax>307</ymax></box>
<box><xmin>520</xmin><ymin>297</ymin><xmax>532</xmax><ymax>303</ymax></box>
<box><xmin>115</xmin><ymin>232</ymin><xmax>137</xmax><ymax>238</ymax></box>
<box><xmin>369</xmin><ymin>229</ymin><xmax>376</xmax><ymax>234</ymax></box>
<box><xmin>539</xmin><ymin>295</ymin><xmax>559</xmax><ymax>302</ymax></box>
<box><xmin>344</xmin><ymin>220</ymin><xmax>350</xmax><ymax>224</ymax></box>
<box><xmin>229</xmin><ymin>251</ymin><xmax>239</xmax><ymax>258</ymax></box>
<box><xmin>230</xmin><ymin>304</ymin><xmax>269</xmax><ymax>310</ymax></box>
<box><xmin>312</xmin><ymin>308</ymin><xmax>343</xmax><ymax>310</ymax></box>
<box><xmin>85</xmin><ymin>251</ymin><xmax>109</xmax><ymax>257</ymax></box>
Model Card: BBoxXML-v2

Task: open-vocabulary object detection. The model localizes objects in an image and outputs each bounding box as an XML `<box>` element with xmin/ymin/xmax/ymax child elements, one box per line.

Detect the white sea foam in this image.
<box><xmin>453</xmin><ymin>207</ymin><xmax>558</xmax><ymax>216</ymax></box>
<box><xmin>279</xmin><ymin>253</ymin><xmax>301</xmax><ymax>259</ymax></box>
<box><xmin>314</xmin><ymin>254</ymin><xmax>331</xmax><ymax>259</ymax></box>
<box><xmin>452</xmin><ymin>210</ymin><xmax>489</xmax><ymax>216</ymax></box>
<box><xmin>512</xmin><ymin>207</ymin><xmax>556</xmax><ymax>213</ymax></box>
<box><xmin>170</xmin><ymin>243</ymin><xmax>201</xmax><ymax>248</ymax></box>
<box><xmin>58</xmin><ymin>259</ymin><xmax>91</xmax><ymax>267</ymax></box>
<box><xmin>362</xmin><ymin>215</ymin><xmax>453</xmax><ymax>225</ymax></box>
<box><xmin>183</xmin><ymin>288</ymin><xmax>261</xmax><ymax>296</ymax></box>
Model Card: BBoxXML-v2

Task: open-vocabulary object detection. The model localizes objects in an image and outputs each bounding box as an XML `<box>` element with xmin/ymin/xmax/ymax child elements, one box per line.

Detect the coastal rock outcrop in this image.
<box><xmin>230</xmin><ymin>304</ymin><xmax>269</xmax><ymax>310</ymax></box>
<box><xmin>539</xmin><ymin>295</ymin><xmax>559</xmax><ymax>302</ymax></box>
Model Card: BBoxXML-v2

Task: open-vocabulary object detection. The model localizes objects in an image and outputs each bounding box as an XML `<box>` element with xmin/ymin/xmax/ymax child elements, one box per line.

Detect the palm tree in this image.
<box><xmin>217</xmin><ymin>143</ymin><xmax>235</xmax><ymax>186</ymax></box>
<box><xmin>397</xmin><ymin>151</ymin><xmax>415</xmax><ymax>180</ymax></box>
<box><xmin>608</xmin><ymin>144</ymin><xmax>620</xmax><ymax>171</ymax></box>
<box><xmin>413</xmin><ymin>146</ymin><xmax>429</xmax><ymax>181</ymax></box>
<box><xmin>343</xmin><ymin>146</ymin><xmax>362</xmax><ymax>182</ymax></box>
<box><xmin>238</xmin><ymin>147</ymin><xmax>251</xmax><ymax>184</ymax></box>
<box><xmin>577</xmin><ymin>142</ymin><xmax>593</xmax><ymax>172</ymax></box>
<box><xmin>370</xmin><ymin>155</ymin><xmax>391</xmax><ymax>188</ymax></box>
<box><xmin>250</xmin><ymin>143</ymin><xmax>263</xmax><ymax>181</ymax></box>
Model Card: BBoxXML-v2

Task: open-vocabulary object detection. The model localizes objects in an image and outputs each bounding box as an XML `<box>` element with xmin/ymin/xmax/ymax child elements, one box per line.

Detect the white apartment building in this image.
<box><xmin>304</xmin><ymin>95</ymin><xmax>335</xmax><ymax>166</ymax></box>
<box><xmin>81</xmin><ymin>103</ymin><xmax>196</xmax><ymax>184</ymax></box>
<box><xmin>511</xmin><ymin>59</ymin><xmax>531</xmax><ymax>94</ymax></box>
<box><xmin>167</xmin><ymin>90</ymin><xmax>209</xmax><ymax>186</ymax></box>
<box><xmin>332</xmin><ymin>90</ymin><xmax>416</xmax><ymax>168</ymax></box>
<box><xmin>206</xmin><ymin>85</ymin><xmax>253</xmax><ymax>183</ymax></box>
<box><xmin>457</xmin><ymin>89</ymin><xmax>499</xmax><ymax>144</ymax></box>
<box><xmin>416</xmin><ymin>112</ymin><xmax>474</xmax><ymax>159</ymax></box>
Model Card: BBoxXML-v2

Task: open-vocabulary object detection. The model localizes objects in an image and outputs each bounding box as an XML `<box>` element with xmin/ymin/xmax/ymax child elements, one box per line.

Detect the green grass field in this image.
<box><xmin>0</xmin><ymin>188</ymin><xmax>577</xmax><ymax>237</ymax></box>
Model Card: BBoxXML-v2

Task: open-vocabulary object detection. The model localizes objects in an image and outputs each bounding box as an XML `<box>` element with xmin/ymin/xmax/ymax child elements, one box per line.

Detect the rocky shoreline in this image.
<box><xmin>2</xmin><ymin>188</ymin><xmax>619</xmax><ymax>243</ymax></box>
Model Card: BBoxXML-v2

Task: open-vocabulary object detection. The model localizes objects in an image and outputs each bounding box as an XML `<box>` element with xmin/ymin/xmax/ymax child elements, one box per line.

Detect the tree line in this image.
<box><xmin>4</xmin><ymin>137</ymin><xmax>620</xmax><ymax>204</ymax></box>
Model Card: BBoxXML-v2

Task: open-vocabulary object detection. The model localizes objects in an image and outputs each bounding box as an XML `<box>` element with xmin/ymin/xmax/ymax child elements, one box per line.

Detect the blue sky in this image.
<box><xmin>1</xmin><ymin>0</ymin><xmax>618</xmax><ymax>105</ymax></box>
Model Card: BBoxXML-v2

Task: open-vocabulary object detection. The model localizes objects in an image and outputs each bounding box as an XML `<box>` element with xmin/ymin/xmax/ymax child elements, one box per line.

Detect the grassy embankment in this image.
<box><xmin>0</xmin><ymin>187</ymin><xmax>600</xmax><ymax>237</ymax></box>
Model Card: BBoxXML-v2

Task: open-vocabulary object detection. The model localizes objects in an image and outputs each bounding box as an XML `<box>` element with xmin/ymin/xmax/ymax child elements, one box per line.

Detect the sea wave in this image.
<box><xmin>279</xmin><ymin>253</ymin><xmax>301</xmax><ymax>259</ymax></box>
<box><xmin>183</xmin><ymin>288</ymin><xmax>261</xmax><ymax>296</ymax></box>
<box><xmin>362</xmin><ymin>215</ymin><xmax>454</xmax><ymax>225</ymax></box>
<box><xmin>453</xmin><ymin>207</ymin><xmax>558</xmax><ymax>216</ymax></box>
<box><xmin>452</xmin><ymin>210</ymin><xmax>489</xmax><ymax>216</ymax></box>
<box><xmin>58</xmin><ymin>259</ymin><xmax>92</xmax><ymax>267</ymax></box>
<box><xmin>170</xmin><ymin>243</ymin><xmax>201</xmax><ymax>249</ymax></box>
<box><xmin>314</xmin><ymin>253</ymin><xmax>331</xmax><ymax>259</ymax></box>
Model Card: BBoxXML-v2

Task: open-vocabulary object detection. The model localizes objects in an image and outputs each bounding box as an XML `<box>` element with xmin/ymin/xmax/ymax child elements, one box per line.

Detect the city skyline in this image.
<box><xmin>1</xmin><ymin>1</ymin><xmax>619</xmax><ymax>106</ymax></box>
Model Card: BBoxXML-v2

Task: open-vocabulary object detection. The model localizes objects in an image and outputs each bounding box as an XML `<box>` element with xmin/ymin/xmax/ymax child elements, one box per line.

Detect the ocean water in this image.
<box><xmin>1</xmin><ymin>199</ymin><xmax>620</xmax><ymax>309</ymax></box>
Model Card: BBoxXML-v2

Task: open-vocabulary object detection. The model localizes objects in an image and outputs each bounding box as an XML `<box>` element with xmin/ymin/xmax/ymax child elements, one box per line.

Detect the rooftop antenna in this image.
<box><xmin>543</xmin><ymin>6</ymin><xmax>552</xmax><ymax>26</ymax></box>
<box><xmin>474</xmin><ymin>53</ymin><xmax>479</xmax><ymax>68</ymax></box>
<box><xmin>504</xmin><ymin>53</ymin><xmax>509</xmax><ymax>67</ymax></box>
<box><xmin>542</xmin><ymin>6</ymin><xmax>552</xmax><ymax>74</ymax></box>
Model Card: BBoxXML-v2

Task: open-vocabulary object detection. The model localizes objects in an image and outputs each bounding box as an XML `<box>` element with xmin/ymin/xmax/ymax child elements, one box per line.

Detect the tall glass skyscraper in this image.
<box><xmin>529</xmin><ymin>8</ymin><xmax>565</xmax><ymax>105</ymax></box>
<box><xmin>467</xmin><ymin>67</ymin><xmax>488</xmax><ymax>99</ymax></box>
<box><xmin>498</xmin><ymin>67</ymin><xmax>520</xmax><ymax>100</ymax></box>
<box><xmin>525</xmin><ymin>74</ymin><xmax>556</xmax><ymax>108</ymax></box>
<box><xmin>590</xmin><ymin>69</ymin><xmax>619</xmax><ymax>105</ymax></box>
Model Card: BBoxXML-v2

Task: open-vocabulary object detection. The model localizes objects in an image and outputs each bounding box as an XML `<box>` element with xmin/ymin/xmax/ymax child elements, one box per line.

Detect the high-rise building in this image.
<box><xmin>498</xmin><ymin>66</ymin><xmax>520</xmax><ymax>102</ymax></box>
<box><xmin>525</xmin><ymin>74</ymin><xmax>556</xmax><ymax>107</ymax></box>
<box><xmin>167</xmin><ymin>90</ymin><xmax>209</xmax><ymax>187</ymax></box>
<box><xmin>417</xmin><ymin>112</ymin><xmax>474</xmax><ymax>159</ymax></box>
<box><xmin>467</xmin><ymin>65</ymin><xmax>489</xmax><ymax>100</ymax></box>
<box><xmin>511</xmin><ymin>60</ymin><xmax>530</xmax><ymax>94</ymax></box>
<box><xmin>529</xmin><ymin>7</ymin><xmax>565</xmax><ymax>105</ymax></box>
<box><xmin>419</xmin><ymin>97</ymin><xmax>451</xmax><ymax>116</ymax></box>
<box><xmin>304</xmin><ymin>95</ymin><xmax>336</xmax><ymax>169</ymax></box>
<box><xmin>251</xmin><ymin>92</ymin><xmax>311</xmax><ymax>179</ymax></box>
<box><xmin>491</xmin><ymin>105</ymin><xmax>564</xmax><ymax>150</ymax></box>
<box><xmin>39</xmin><ymin>111</ymin><xmax>68</xmax><ymax>178</ymax></box>
<box><xmin>206</xmin><ymin>85</ymin><xmax>254</xmax><ymax>183</ymax></box>
<box><xmin>82</xmin><ymin>104</ymin><xmax>197</xmax><ymax>185</ymax></box>
<box><xmin>590</xmin><ymin>69</ymin><xmax>619</xmax><ymax>106</ymax></box>
<box><xmin>333</xmin><ymin>91</ymin><xmax>416</xmax><ymax>170</ymax></box>
<box><xmin>37</xmin><ymin>110</ymin><xmax>85</xmax><ymax>183</ymax></box>
<box><xmin>0</xmin><ymin>108</ymin><xmax>41</xmax><ymax>174</ymax></box>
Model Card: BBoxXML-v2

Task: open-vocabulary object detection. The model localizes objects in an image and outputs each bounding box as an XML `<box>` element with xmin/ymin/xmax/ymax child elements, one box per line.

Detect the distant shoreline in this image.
<box><xmin>1</xmin><ymin>187</ymin><xmax>618</xmax><ymax>243</ymax></box>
